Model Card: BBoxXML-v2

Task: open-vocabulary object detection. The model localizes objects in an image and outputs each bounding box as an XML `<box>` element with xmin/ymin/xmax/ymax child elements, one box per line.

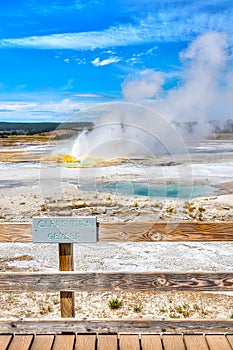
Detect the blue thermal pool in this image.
<box><xmin>94</xmin><ymin>182</ymin><xmax>215</xmax><ymax>199</ymax></box>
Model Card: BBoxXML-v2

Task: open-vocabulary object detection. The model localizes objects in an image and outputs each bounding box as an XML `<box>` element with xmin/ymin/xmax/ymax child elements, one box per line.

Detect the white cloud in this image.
<box><xmin>0</xmin><ymin>9</ymin><xmax>233</xmax><ymax>51</ymax></box>
<box><xmin>91</xmin><ymin>58</ymin><xmax>100</xmax><ymax>66</ymax></box>
<box><xmin>62</xmin><ymin>79</ymin><xmax>74</xmax><ymax>90</ymax></box>
<box><xmin>0</xmin><ymin>102</ymin><xmax>38</xmax><ymax>111</ymax></box>
<box><xmin>133</xmin><ymin>46</ymin><xmax>158</xmax><ymax>58</ymax></box>
<box><xmin>67</xmin><ymin>93</ymin><xmax>113</xmax><ymax>98</ymax></box>
<box><xmin>124</xmin><ymin>46</ymin><xmax>158</xmax><ymax>66</ymax></box>
<box><xmin>0</xmin><ymin>24</ymin><xmax>148</xmax><ymax>50</ymax></box>
<box><xmin>56</xmin><ymin>55</ymin><xmax>87</xmax><ymax>65</ymax></box>
<box><xmin>126</xmin><ymin>57</ymin><xmax>142</xmax><ymax>65</ymax></box>
<box><xmin>0</xmin><ymin>98</ymin><xmax>93</xmax><ymax>122</ymax></box>
<box><xmin>91</xmin><ymin>56</ymin><xmax>120</xmax><ymax>66</ymax></box>
<box><xmin>74</xmin><ymin>57</ymin><xmax>86</xmax><ymax>65</ymax></box>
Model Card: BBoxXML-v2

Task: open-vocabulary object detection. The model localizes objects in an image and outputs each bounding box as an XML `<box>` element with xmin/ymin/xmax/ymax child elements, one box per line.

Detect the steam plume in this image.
<box><xmin>70</xmin><ymin>31</ymin><xmax>232</xmax><ymax>159</ymax></box>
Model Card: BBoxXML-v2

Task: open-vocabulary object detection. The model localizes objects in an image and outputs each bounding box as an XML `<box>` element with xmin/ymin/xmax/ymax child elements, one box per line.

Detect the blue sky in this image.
<box><xmin>0</xmin><ymin>0</ymin><xmax>233</xmax><ymax>122</ymax></box>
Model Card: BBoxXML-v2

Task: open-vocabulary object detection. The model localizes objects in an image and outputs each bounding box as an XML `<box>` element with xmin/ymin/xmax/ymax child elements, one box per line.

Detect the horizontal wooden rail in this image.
<box><xmin>99</xmin><ymin>222</ymin><xmax>233</xmax><ymax>242</ymax></box>
<box><xmin>0</xmin><ymin>272</ymin><xmax>232</xmax><ymax>292</ymax></box>
<box><xmin>0</xmin><ymin>319</ymin><xmax>232</xmax><ymax>334</ymax></box>
<box><xmin>0</xmin><ymin>221</ymin><xmax>233</xmax><ymax>242</ymax></box>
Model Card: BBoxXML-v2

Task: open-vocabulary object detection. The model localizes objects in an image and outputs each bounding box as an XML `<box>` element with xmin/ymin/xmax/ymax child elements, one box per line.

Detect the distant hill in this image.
<box><xmin>0</xmin><ymin>122</ymin><xmax>93</xmax><ymax>136</ymax></box>
<box><xmin>210</xmin><ymin>119</ymin><xmax>233</xmax><ymax>133</ymax></box>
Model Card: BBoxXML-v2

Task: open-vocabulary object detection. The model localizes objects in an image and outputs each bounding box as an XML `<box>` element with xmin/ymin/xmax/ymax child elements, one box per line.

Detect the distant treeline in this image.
<box><xmin>1</xmin><ymin>119</ymin><xmax>232</xmax><ymax>137</ymax></box>
<box><xmin>174</xmin><ymin>119</ymin><xmax>233</xmax><ymax>134</ymax></box>
<box><xmin>0</xmin><ymin>122</ymin><xmax>94</xmax><ymax>136</ymax></box>
<box><xmin>211</xmin><ymin>119</ymin><xmax>233</xmax><ymax>133</ymax></box>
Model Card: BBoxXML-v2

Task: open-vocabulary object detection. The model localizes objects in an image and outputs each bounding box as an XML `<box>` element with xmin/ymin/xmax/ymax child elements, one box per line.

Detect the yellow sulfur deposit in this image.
<box><xmin>43</xmin><ymin>154</ymin><xmax>80</xmax><ymax>164</ymax></box>
<box><xmin>43</xmin><ymin>154</ymin><xmax>126</xmax><ymax>167</ymax></box>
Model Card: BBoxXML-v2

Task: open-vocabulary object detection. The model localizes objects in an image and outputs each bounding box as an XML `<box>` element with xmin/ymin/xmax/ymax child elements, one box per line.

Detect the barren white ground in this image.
<box><xmin>0</xmin><ymin>139</ymin><xmax>232</xmax><ymax>319</ymax></box>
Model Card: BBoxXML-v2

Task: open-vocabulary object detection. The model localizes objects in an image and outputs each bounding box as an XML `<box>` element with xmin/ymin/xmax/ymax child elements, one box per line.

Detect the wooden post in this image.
<box><xmin>59</xmin><ymin>243</ymin><xmax>75</xmax><ymax>318</ymax></box>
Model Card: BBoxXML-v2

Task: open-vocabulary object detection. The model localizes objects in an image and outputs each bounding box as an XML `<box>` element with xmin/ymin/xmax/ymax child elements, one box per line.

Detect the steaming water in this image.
<box><xmin>84</xmin><ymin>182</ymin><xmax>215</xmax><ymax>199</ymax></box>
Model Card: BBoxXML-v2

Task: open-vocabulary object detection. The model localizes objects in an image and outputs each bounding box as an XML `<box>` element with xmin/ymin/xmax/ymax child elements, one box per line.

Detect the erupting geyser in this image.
<box><xmin>69</xmin><ymin>103</ymin><xmax>190</xmax><ymax>161</ymax></box>
<box><xmin>70</xmin><ymin>122</ymin><xmax>163</xmax><ymax>160</ymax></box>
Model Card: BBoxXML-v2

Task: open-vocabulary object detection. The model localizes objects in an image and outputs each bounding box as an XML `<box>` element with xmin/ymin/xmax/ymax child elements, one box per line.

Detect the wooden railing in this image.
<box><xmin>0</xmin><ymin>221</ymin><xmax>232</xmax><ymax>334</ymax></box>
<box><xmin>1</xmin><ymin>222</ymin><xmax>233</xmax><ymax>242</ymax></box>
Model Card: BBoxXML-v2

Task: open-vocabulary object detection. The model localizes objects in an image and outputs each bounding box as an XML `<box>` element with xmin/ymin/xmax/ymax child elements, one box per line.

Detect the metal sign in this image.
<box><xmin>32</xmin><ymin>217</ymin><xmax>97</xmax><ymax>243</ymax></box>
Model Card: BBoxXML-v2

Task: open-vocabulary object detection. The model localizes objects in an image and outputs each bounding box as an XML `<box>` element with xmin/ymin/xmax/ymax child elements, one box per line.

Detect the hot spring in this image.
<box><xmin>52</xmin><ymin>103</ymin><xmax>225</xmax><ymax>201</ymax></box>
<box><xmin>80</xmin><ymin>182</ymin><xmax>215</xmax><ymax>199</ymax></box>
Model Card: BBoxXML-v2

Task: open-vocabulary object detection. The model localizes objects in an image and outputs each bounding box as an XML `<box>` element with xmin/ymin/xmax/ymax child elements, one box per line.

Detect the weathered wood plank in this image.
<box><xmin>7</xmin><ymin>335</ymin><xmax>33</xmax><ymax>350</ymax></box>
<box><xmin>226</xmin><ymin>335</ymin><xmax>233</xmax><ymax>348</ymax></box>
<box><xmin>59</xmin><ymin>243</ymin><xmax>74</xmax><ymax>271</ymax></box>
<box><xmin>1</xmin><ymin>222</ymin><xmax>233</xmax><ymax>243</ymax></box>
<box><xmin>99</xmin><ymin>222</ymin><xmax>233</xmax><ymax>242</ymax></box>
<box><xmin>75</xmin><ymin>334</ymin><xmax>96</xmax><ymax>350</ymax></box>
<box><xmin>119</xmin><ymin>335</ymin><xmax>140</xmax><ymax>350</ymax></box>
<box><xmin>97</xmin><ymin>335</ymin><xmax>118</xmax><ymax>350</ymax></box>
<box><xmin>141</xmin><ymin>335</ymin><xmax>163</xmax><ymax>350</ymax></box>
<box><xmin>183</xmin><ymin>335</ymin><xmax>209</xmax><ymax>350</ymax></box>
<box><xmin>59</xmin><ymin>243</ymin><xmax>75</xmax><ymax>318</ymax></box>
<box><xmin>30</xmin><ymin>335</ymin><xmax>54</xmax><ymax>350</ymax></box>
<box><xmin>162</xmin><ymin>335</ymin><xmax>185</xmax><ymax>350</ymax></box>
<box><xmin>0</xmin><ymin>319</ymin><xmax>232</xmax><ymax>334</ymax></box>
<box><xmin>52</xmin><ymin>334</ymin><xmax>75</xmax><ymax>350</ymax></box>
<box><xmin>0</xmin><ymin>272</ymin><xmax>232</xmax><ymax>292</ymax></box>
<box><xmin>0</xmin><ymin>223</ymin><xmax>32</xmax><ymax>242</ymax></box>
<box><xmin>206</xmin><ymin>335</ymin><xmax>232</xmax><ymax>350</ymax></box>
<box><xmin>60</xmin><ymin>291</ymin><xmax>75</xmax><ymax>318</ymax></box>
<box><xmin>0</xmin><ymin>335</ymin><xmax>12</xmax><ymax>350</ymax></box>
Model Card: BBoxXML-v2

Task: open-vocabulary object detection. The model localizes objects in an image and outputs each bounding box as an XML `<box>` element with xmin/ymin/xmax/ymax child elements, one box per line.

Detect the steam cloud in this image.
<box><xmin>70</xmin><ymin>31</ymin><xmax>232</xmax><ymax>159</ymax></box>
<box><xmin>122</xmin><ymin>70</ymin><xmax>164</xmax><ymax>102</ymax></box>
<box><xmin>70</xmin><ymin>103</ymin><xmax>189</xmax><ymax>159</ymax></box>
<box><xmin>122</xmin><ymin>31</ymin><xmax>233</xmax><ymax>139</ymax></box>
